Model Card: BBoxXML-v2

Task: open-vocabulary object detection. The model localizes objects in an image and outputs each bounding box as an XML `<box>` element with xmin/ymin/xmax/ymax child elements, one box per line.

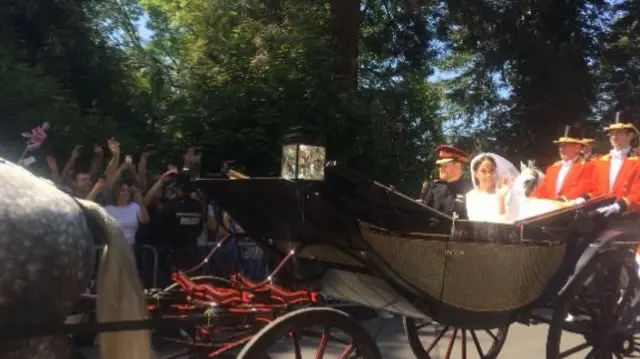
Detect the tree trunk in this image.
<box><xmin>329</xmin><ymin>0</ymin><xmax>360</xmax><ymax>92</ymax></box>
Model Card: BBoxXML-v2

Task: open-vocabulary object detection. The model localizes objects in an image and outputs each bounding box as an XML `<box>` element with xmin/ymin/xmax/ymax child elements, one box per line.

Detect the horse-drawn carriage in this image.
<box><xmin>193</xmin><ymin>162</ymin><xmax>640</xmax><ymax>359</ymax></box>
<box><xmin>1</xmin><ymin>157</ymin><xmax>639</xmax><ymax>359</ymax></box>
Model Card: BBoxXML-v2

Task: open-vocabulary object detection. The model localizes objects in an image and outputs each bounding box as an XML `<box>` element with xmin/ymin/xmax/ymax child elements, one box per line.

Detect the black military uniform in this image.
<box><xmin>421</xmin><ymin>145</ymin><xmax>473</xmax><ymax>219</ymax></box>
<box><xmin>157</xmin><ymin>172</ymin><xmax>204</xmax><ymax>273</ymax></box>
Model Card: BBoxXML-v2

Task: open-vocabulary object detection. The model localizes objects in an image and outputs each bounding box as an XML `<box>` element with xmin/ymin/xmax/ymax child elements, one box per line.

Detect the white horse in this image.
<box><xmin>506</xmin><ymin>160</ymin><xmax>570</xmax><ymax>222</ymax></box>
<box><xmin>0</xmin><ymin>158</ymin><xmax>155</xmax><ymax>359</ymax></box>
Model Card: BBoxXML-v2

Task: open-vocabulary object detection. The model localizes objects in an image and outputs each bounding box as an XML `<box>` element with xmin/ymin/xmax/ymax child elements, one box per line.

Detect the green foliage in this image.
<box><xmin>597</xmin><ymin>0</ymin><xmax>640</xmax><ymax>119</ymax></box>
<box><xmin>0</xmin><ymin>0</ymin><xmax>158</xmax><ymax>162</ymax></box>
<box><xmin>0</xmin><ymin>50</ymin><xmax>81</xmax><ymax>157</ymax></box>
<box><xmin>433</xmin><ymin>0</ymin><xmax>610</xmax><ymax>165</ymax></box>
<box><xmin>133</xmin><ymin>0</ymin><xmax>444</xmax><ymax>193</ymax></box>
<box><xmin>9</xmin><ymin>0</ymin><xmax>639</xmax><ymax>194</ymax></box>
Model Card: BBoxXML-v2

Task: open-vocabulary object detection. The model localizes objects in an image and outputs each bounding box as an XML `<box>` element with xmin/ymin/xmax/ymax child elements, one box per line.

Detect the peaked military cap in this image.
<box><xmin>434</xmin><ymin>145</ymin><xmax>469</xmax><ymax>164</ymax></box>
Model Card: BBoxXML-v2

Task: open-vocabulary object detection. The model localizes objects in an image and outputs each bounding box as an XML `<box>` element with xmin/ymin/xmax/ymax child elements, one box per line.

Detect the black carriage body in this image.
<box><xmin>195</xmin><ymin>163</ymin><xmax>615</xmax><ymax>330</ymax></box>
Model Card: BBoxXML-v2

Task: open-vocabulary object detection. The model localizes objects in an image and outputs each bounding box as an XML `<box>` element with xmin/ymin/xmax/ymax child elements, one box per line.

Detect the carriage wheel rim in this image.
<box><xmin>237</xmin><ymin>307</ymin><xmax>382</xmax><ymax>359</ymax></box>
<box><xmin>403</xmin><ymin>317</ymin><xmax>509</xmax><ymax>359</ymax></box>
<box><xmin>547</xmin><ymin>250</ymin><xmax>640</xmax><ymax>359</ymax></box>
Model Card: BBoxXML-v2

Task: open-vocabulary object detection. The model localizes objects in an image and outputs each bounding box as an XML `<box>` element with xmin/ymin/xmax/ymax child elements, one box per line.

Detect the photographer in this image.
<box><xmin>155</xmin><ymin>170</ymin><xmax>204</xmax><ymax>280</ymax></box>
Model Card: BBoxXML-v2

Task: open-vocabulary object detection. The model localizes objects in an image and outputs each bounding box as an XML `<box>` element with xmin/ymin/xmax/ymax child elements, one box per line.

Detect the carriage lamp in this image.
<box><xmin>280</xmin><ymin>126</ymin><xmax>326</xmax><ymax>181</ymax></box>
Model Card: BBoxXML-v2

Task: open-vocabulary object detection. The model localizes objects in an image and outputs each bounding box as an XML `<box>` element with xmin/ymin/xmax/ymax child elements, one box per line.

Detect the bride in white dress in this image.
<box><xmin>465</xmin><ymin>153</ymin><xmax>520</xmax><ymax>223</ymax></box>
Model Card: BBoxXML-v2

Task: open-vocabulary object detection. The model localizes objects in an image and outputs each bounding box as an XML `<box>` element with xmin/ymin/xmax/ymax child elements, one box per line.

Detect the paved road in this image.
<box><xmin>80</xmin><ymin>315</ymin><xmax>586</xmax><ymax>358</ymax></box>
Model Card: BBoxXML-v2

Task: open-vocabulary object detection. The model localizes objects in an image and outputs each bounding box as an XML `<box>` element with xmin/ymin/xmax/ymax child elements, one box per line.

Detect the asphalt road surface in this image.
<box><xmin>80</xmin><ymin>315</ymin><xmax>587</xmax><ymax>358</ymax></box>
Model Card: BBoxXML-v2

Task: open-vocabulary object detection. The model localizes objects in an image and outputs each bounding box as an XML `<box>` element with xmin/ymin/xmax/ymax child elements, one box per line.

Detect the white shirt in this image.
<box><xmin>465</xmin><ymin>189</ymin><xmax>508</xmax><ymax>223</ymax></box>
<box><xmin>555</xmin><ymin>159</ymin><xmax>575</xmax><ymax>196</ymax></box>
<box><xmin>105</xmin><ymin>202</ymin><xmax>141</xmax><ymax>245</ymax></box>
<box><xmin>609</xmin><ymin>147</ymin><xmax>631</xmax><ymax>192</ymax></box>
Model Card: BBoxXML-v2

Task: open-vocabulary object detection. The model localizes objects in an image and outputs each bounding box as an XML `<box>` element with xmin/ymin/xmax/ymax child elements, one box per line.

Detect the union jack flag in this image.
<box><xmin>21</xmin><ymin>122</ymin><xmax>50</xmax><ymax>151</ymax></box>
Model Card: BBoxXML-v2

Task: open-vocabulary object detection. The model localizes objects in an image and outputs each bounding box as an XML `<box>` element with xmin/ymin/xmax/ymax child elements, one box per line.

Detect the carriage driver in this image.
<box><xmin>531</xmin><ymin>125</ymin><xmax>594</xmax><ymax>202</ymax></box>
<box><xmin>420</xmin><ymin>145</ymin><xmax>473</xmax><ymax>218</ymax></box>
<box><xmin>574</xmin><ymin>111</ymin><xmax>640</xmax><ymax>217</ymax></box>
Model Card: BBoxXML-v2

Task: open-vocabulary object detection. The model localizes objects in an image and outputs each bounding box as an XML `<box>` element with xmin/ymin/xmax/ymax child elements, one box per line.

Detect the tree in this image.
<box><xmin>437</xmin><ymin>0</ymin><xmax>611</xmax><ymax>165</ymax></box>
<box><xmin>132</xmin><ymin>0</ymin><xmax>444</xmax><ymax>193</ymax></box>
<box><xmin>598</xmin><ymin>0</ymin><xmax>640</xmax><ymax>119</ymax></box>
<box><xmin>0</xmin><ymin>0</ymin><xmax>154</xmax><ymax>158</ymax></box>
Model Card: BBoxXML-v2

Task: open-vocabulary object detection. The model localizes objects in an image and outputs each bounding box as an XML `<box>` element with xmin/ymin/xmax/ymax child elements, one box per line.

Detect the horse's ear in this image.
<box><xmin>520</xmin><ymin>161</ymin><xmax>526</xmax><ymax>172</ymax></box>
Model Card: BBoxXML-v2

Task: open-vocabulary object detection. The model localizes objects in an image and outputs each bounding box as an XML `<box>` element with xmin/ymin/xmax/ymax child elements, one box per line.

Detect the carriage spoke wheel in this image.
<box><xmin>152</xmin><ymin>275</ymin><xmax>242</xmax><ymax>357</ymax></box>
<box><xmin>547</xmin><ymin>250</ymin><xmax>640</xmax><ymax>359</ymax></box>
<box><xmin>237</xmin><ymin>307</ymin><xmax>382</xmax><ymax>359</ymax></box>
<box><xmin>403</xmin><ymin>317</ymin><xmax>509</xmax><ymax>359</ymax></box>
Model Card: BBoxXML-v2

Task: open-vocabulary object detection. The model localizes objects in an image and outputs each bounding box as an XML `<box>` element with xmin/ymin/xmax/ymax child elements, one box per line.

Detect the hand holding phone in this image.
<box><xmin>125</xmin><ymin>155</ymin><xmax>133</xmax><ymax>164</ymax></box>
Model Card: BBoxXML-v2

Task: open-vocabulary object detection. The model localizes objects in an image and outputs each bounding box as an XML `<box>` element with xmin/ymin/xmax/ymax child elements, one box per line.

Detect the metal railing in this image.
<box><xmin>139</xmin><ymin>245</ymin><xmax>159</xmax><ymax>288</ymax></box>
<box><xmin>94</xmin><ymin>244</ymin><xmax>159</xmax><ymax>289</ymax></box>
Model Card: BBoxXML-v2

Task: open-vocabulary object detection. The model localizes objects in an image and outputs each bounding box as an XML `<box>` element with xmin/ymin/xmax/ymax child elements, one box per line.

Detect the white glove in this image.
<box><xmin>596</xmin><ymin>203</ymin><xmax>621</xmax><ymax>217</ymax></box>
<box><xmin>569</xmin><ymin>197</ymin><xmax>586</xmax><ymax>206</ymax></box>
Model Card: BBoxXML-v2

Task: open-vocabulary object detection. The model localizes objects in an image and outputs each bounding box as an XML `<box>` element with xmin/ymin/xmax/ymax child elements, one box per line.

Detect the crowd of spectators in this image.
<box><xmin>43</xmin><ymin>138</ymin><xmax>267</xmax><ymax>287</ymax></box>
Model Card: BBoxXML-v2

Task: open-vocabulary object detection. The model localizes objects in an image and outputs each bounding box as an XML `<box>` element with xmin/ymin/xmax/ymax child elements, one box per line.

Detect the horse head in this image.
<box><xmin>515</xmin><ymin>160</ymin><xmax>544</xmax><ymax>198</ymax></box>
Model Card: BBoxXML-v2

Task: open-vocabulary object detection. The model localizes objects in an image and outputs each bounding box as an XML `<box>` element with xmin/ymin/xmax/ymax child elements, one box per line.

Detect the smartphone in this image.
<box><xmin>125</xmin><ymin>155</ymin><xmax>133</xmax><ymax>164</ymax></box>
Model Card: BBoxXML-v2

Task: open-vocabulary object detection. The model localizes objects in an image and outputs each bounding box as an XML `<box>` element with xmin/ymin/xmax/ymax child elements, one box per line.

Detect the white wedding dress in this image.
<box><xmin>465</xmin><ymin>153</ymin><xmax>520</xmax><ymax>223</ymax></box>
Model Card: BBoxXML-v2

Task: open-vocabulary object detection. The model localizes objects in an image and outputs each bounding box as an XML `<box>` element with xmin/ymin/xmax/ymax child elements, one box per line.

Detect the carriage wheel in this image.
<box><xmin>403</xmin><ymin>317</ymin><xmax>509</xmax><ymax>359</ymax></box>
<box><xmin>546</xmin><ymin>249</ymin><xmax>640</xmax><ymax>359</ymax></box>
<box><xmin>152</xmin><ymin>275</ymin><xmax>237</xmax><ymax>355</ymax></box>
<box><xmin>237</xmin><ymin>307</ymin><xmax>382</xmax><ymax>359</ymax></box>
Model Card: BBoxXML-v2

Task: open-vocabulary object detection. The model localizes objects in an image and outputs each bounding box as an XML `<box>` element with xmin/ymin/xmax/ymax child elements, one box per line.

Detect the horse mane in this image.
<box><xmin>519</xmin><ymin>159</ymin><xmax>541</xmax><ymax>173</ymax></box>
<box><xmin>520</xmin><ymin>161</ymin><xmax>544</xmax><ymax>197</ymax></box>
<box><xmin>77</xmin><ymin>199</ymin><xmax>155</xmax><ymax>359</ymax></box>
<box><xmin>504</xmin><ymin>159</ymin><xmax>553</xmax><ymax>221</ymax></box>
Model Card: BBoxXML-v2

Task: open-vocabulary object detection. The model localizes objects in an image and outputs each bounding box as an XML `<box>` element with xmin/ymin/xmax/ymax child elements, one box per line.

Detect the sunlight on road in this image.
<box><xmin>80</xmin><ymin>317</ymin><xmax>581</xmax><ymax>358</ymax></box>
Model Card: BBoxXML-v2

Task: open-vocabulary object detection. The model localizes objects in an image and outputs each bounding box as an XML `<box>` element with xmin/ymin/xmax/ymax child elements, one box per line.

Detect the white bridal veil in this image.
<box><xmin>469</xmin><ymin>153</ymin><xmax>520</xmax><ymax>188</ymax></box>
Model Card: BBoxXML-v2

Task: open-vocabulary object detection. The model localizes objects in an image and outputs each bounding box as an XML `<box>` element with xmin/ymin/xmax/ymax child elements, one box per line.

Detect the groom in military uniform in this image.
<box><xmin>421</xmin><ymin>145</ymin><xmax>473</xmax><ymax>218</ymax></box>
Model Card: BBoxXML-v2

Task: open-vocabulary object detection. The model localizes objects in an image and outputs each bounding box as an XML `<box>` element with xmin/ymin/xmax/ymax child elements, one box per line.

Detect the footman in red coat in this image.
<box><xmin>532</xmin><ymin>125</ymin><xmax>593</xmax><ymax>202</ymax></box>
<box><xmin>585</xmin><ymin>113</ymin><xmax>640</xmax><ymax>217</ymax></box>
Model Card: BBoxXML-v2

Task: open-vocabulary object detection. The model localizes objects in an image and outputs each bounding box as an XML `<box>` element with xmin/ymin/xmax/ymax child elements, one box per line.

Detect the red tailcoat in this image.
<box><xmin>589</xmin><ymin>151</ymin><xmax>640</xmax><ymax>214</ymax></box>
<box><xmin>533</xmin><ymin>159</ymin><xmax>594</xmax><ymax>201</ymax></box>
<box><xmin>581</xmin><ymin>153</ymin><xmax>600</xmax><ymax>162</ymax></box>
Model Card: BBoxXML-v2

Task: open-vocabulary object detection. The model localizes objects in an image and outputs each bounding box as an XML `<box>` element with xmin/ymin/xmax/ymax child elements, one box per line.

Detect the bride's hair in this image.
<box><xmin>472</xmin><ymin>155</ymin><xmax>496</xmax><ymax>172</ymax></box>
<box><xmin>472</xmin><ymin>155</ymin><xmax>497</xmax><ymax>187</ymax></box>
